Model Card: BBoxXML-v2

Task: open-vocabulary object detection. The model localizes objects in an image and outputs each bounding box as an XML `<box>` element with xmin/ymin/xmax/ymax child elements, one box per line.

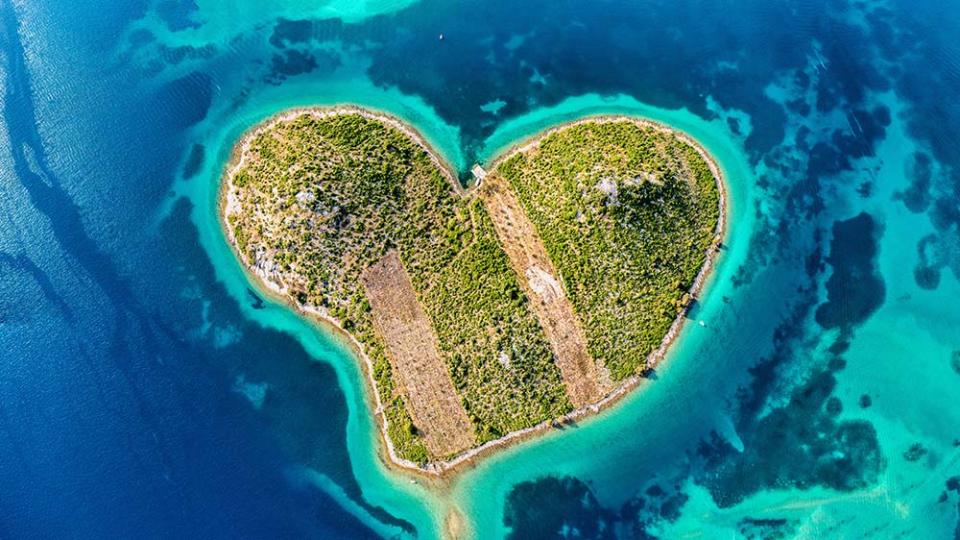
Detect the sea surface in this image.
<box><xmin>1</xmin><ymin>0</ymin><xmax>959</xmax><ymax>538</ymax></box>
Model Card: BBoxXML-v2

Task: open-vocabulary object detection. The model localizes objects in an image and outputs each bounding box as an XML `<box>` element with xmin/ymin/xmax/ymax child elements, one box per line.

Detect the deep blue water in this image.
<box><xmin>2</xmin><ymin>0</ymin><xmax>960</xmax><ymax>538</ymax></box>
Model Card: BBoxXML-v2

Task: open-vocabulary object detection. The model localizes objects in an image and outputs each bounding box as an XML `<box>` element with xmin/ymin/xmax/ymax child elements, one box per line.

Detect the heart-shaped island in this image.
<box><xmin>222</xmin><ymin>107</ymin><xmax>724</xmax><ymax>473</ymax></box>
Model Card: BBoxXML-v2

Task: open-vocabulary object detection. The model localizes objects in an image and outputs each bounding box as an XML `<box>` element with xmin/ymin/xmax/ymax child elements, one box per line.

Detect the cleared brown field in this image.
<box><xmin>361</xmin><ymin>251</ymin><xmax>476</xmax><ymax>457</ymax></box>
<box><xmin>479</xmin><ymin>174</ymin><xmax>610</xmax><ymax>407</ymax></box>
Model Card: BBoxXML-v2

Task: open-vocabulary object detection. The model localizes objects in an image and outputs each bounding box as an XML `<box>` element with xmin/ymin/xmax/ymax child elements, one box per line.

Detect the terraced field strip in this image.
<box><xmin>479</xmin><ymin>174</ymin><xmax>608</xmax><ymax>407</ymax></box>
<box><xmin>361</xmin><ymin>251</ymin><xmax>475</xmax><ymax>457</ymax></box>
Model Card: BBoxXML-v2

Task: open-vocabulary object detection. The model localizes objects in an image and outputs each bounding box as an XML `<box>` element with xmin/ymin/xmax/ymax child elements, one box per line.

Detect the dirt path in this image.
<box><xmin>479</xmin><ymin>174</ymin><xmax>609</xmax><ymax>407</ymax></box>
<box><xmin>361</xmin><ymin>251</ymin><xmax>475</xmax><ymax>457</ymax></box>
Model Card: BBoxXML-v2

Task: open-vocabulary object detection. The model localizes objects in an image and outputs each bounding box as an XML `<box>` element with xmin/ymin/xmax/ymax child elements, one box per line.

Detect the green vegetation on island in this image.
<box><xmin>224</xmin><ymin>111</ymin><xmax>722</xmax><ymax>467</ymax></box>
<box><xmin>494</xmin><ymin>120</ymin><xmax>721</xmax><ymax>380</ymax></box>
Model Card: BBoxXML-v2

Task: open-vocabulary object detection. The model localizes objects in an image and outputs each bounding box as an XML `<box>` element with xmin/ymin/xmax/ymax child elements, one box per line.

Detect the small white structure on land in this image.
<box><xmin>471</xmin><ymin>164</ymin><xmax>488</xmax><ymax>185</ymax></box>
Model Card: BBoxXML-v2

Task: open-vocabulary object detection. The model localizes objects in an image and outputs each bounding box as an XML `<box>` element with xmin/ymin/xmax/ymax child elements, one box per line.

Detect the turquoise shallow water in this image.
<box><xmin>2</xmin><ymin>0</ymin><xmax>960</xmax><ymax>538</ymax></box>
